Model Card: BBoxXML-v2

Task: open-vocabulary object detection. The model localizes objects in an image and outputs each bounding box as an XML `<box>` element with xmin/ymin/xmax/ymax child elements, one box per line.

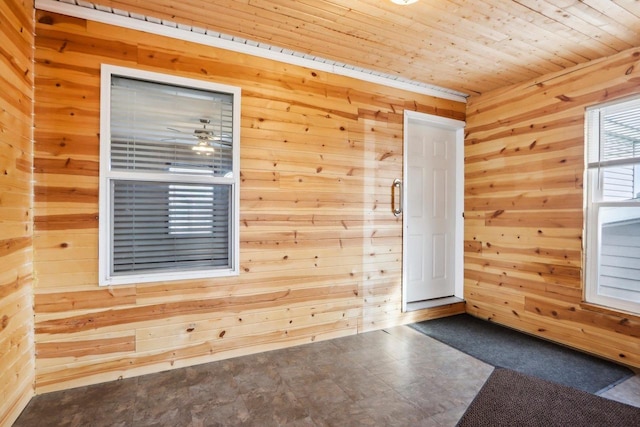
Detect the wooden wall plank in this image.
<box><xmin>0</xmin><ymin>1</ymin><xmax>35</xmax><ymax>425</ymax></box>
<box><xmin>32</xmin><ymin>10</ymin><xmax>465</xmax><ymax>393</ymax></box>
<box><xmin>37</xmin><ymin>335</ymin><xmax>136</xmax><ymax>358</ymax></box>
<box><xmin>34</xmin><ymin>324</ymin><xmax>356</xmax><ymax>394</ymax></box>
<box><xmin>464</xmin><ymin>46</ymin><xmax>640</xmax><ymax>367</ymax></box>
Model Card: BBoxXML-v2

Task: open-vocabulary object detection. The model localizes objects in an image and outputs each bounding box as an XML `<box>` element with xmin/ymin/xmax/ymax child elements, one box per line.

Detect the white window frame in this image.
<box><xmin>585</xmin><ymin>95</ymin><xmax>640</xmax><ymax>314</ymax></box>
<box><xmin>99</xmin><ymin>65</ymin><xmax>240</xmax><ymax>286</ymax></box>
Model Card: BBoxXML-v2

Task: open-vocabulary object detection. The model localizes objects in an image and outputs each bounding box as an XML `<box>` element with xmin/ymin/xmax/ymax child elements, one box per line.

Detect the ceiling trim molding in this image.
<box><xmin>35</xmin><ymin>0</ymin><xmax>468</xmax><ymax>103</ymax></box>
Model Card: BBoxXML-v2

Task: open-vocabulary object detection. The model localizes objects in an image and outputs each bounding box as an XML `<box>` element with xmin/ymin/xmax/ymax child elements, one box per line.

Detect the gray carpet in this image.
<box><xmin>410</xmin><ymin>314</ymin><xmax>633</xmax><ymax>393</ymax></box>
<box><xmin>457</xmin><ymin>368</ymin><xmax>640</xmax><ymax>427</ymax></box>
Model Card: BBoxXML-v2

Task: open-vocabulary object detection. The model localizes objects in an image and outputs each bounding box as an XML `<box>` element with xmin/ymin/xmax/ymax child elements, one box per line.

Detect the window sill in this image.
<box><xmin>100</xmin><ymin>267</ymin><xmax>239</xmax><ymax>287</ymax></box>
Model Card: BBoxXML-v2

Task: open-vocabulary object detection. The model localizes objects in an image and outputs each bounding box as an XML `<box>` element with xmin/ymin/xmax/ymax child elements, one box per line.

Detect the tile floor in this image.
<box><xmin>14</xmin><ymin>326</ymin><xmax>640</xmax><ymax>427</ymax></box>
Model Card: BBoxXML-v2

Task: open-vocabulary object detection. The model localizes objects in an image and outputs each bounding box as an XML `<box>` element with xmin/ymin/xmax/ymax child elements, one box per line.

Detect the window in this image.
<box><xmin>99</xmin><ymin>65</ymin><xmax>240</xmax><ymax>286</ymax></box>
<box><xmin>585</xmin><ymin>95</ymin><xmax>640</xmax><ymax>313</ymax></box>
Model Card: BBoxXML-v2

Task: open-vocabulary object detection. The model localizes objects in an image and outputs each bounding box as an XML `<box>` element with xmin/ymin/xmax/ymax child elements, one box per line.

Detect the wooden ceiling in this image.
<box><xmin>60</xmin><ymin>0</ymin><xmax>640</xmax><ymax>96</ymax></box>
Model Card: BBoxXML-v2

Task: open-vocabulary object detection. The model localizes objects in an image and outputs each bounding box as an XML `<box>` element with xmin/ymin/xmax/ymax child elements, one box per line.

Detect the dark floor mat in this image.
<box><xmin>410</xmin><ymin>314</ymin><xmax>633</xmax><ymax>394</ymax></box>
<box><xmin>457</xmin><ymin>368</ymin><xmax>640</xmax><ymax>427</ymax></box>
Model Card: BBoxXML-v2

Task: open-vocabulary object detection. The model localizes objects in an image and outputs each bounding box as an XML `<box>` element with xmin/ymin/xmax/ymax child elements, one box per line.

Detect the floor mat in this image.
<box><xmin>410</xmin><ymin>314</ymin><xmax>633</xmax><ymax>393</ymax></box>
<box><xmin>457</xmin><ymin>368</ymin><xmax>640</xmax><ymax>427</ymax></box>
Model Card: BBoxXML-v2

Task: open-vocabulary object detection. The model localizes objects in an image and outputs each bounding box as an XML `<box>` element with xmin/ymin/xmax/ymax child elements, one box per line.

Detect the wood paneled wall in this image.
<box><xmin>465</xmin><ymin>47</ymin><xmax>640</xmax><ymax>367</ymax></box>
<box><xmin>32</xmin><ymin>11</ymin><xmax>465</xmax><ymax>393</ymax></box>
<box><xmin>0</xmin><ymin>0</ymin><xmax>35</xmax><ymax>425</ymax></box>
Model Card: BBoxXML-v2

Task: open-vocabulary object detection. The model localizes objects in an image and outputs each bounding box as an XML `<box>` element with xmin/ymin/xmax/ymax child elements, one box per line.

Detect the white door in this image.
<box><xmin>402</xmin><ymin>112</ymin><xmax>463</xmax><ymax>305</ymax></box>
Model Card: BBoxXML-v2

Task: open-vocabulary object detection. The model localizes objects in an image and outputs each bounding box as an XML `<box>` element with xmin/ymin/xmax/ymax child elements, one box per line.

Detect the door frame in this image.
<box><xmin>401</xmin><ymin>110</ymin><xmax>465</xmax><ymax>312</ymax></box>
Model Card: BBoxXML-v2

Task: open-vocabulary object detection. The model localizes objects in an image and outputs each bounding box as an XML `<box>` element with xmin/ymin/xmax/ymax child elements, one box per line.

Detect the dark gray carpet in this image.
<box><xmin>410</xmin><ymin>314</ymin><xmax>633</xmax><ymax>393</ymax></box>
<box><xmin>457</xmin><ymin>368</ymin><xmax>640</xmax><ymax>427</ymax></box>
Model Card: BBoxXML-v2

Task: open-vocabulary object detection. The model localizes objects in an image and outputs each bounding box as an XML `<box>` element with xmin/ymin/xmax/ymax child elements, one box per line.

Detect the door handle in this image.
<box><xmin>392</xmin><ymin>179</ymin><xmax>403</xmax><ymax>216</ymax></box>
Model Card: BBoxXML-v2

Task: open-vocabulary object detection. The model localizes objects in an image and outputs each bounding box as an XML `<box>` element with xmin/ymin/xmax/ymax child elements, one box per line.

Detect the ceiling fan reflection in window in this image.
<box><xmin>167</xmin><ymin>118</ymin><xmax>226</xmax><ymax>156</ymax></box>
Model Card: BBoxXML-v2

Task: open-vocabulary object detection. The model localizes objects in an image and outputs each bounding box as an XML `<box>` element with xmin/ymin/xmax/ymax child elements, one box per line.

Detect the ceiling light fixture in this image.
<box><xmin>391</xmin><ymin>0</ymin><xmax>419</xmax><ymax>5</ymax></box>
<box><xmin>192</xmin><ymin>140</ymin><xmax>215</xmax><ymax>155</ymax></box>
<box><xmin>191</xmin><ymin>119</ymin><xmax>217</xmax><ymax>156</ymax></box>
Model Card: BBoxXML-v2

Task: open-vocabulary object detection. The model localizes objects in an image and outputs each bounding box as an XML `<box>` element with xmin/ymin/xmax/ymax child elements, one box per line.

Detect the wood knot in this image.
<box><xmin>38</xmin><ymin>15</ymin><xmax>54</xmax><ymax>25</ymax></box>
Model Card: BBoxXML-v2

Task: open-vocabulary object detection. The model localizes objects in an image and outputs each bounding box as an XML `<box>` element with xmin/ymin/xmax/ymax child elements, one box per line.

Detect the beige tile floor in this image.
<box><xmin>13</xmin><ymin>326</ymin><xmax>639</xmax><ymax>426</ymax></box>
<box><xmin>600</xmin><ymin>373</ymin><xmax>640</xmax><ymax>407</ymax></box>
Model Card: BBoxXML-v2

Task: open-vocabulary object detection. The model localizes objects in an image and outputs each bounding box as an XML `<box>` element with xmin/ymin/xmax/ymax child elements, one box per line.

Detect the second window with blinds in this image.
<box><xmin>585</xmin><ymin>95</ymin><xmax>640</xmax><ymax>314</ymax></box>
<box><xmin>99</xmin><ymin>65</ymin><xmax>240</xmax><ymax>286</ymax></box>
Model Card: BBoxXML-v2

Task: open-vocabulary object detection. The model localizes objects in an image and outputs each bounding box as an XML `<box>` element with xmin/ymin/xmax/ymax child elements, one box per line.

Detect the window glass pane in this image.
<box><xmin>601</xmin><ymin>164</ymin><xmax>640</xmax><ymax>202</ymax></box>
<box><xmin>100</xmin><ymin>66</ymin><xmax>240</xmax><ymax>285</ymax></box>
<box><xmin>597</xmin><ymin>206</ymin><xmax>640</xmax><ymax>303</ymax></box>
<box><xmin>110</xmin><ymin>76</ymin><xmax>233</xmax><ymax>176</ymax></box>
<box><xmin>112</xmin><ymin>180</ymin><xmax>230</xmax><ymax>275</ymax></box>
<box><xmin>601</xmin><ymin>105</ymin><xmax>640</xmax><ymax>162</ymax></box>
<box><xmin>586</xmin><ymin>96</ymin><xmax>640</xmax><ymax>313</ymax></box>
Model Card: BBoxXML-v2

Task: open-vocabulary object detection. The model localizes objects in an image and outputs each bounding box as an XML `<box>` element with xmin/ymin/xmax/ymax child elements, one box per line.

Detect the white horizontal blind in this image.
<box><xmin>587</xmin><ymin>97</ymin><xmax>640</xmax><ymax>202</ymax></box>
<box><xmin>108</xmin><ymin>74</ymin><xmax>235</xmax><ymax>277</ymax></box>
<box><xmin>112</xmin><ymin>181</ymin><xmax>230</xmax><ymax>274</ymax></box>
<box><xmin>111</xmin><ymin>76</ymin><xmax>233</xmax><ymax>176</ymax></box>
<box><xmin>588</xmin><ymin>98</ymin><xmax>640</xmax><ymax>167</ymax></box>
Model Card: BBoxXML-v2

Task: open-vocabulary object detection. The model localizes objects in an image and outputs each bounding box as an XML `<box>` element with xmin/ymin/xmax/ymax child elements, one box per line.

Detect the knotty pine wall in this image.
<box><xmin>32</xmin><ymin>10</ymin><xmax>465</xmax><ymax>393</ymax></box>
<box><xmin>0</xmin><ymin>0</ymin><xmax>36</xmax><ymax>425</ymax></box>
<box><xmin>465</xmin><ymin>47</ymin><xmax>640</xmax><ymax>368</ymax></box>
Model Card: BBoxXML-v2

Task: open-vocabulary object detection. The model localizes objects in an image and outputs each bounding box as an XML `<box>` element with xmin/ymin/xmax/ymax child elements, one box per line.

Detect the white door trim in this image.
<box><xmin>401</xmin><ymin>111</ymin><xmax>465</xmax><ymax>312</ymax></box>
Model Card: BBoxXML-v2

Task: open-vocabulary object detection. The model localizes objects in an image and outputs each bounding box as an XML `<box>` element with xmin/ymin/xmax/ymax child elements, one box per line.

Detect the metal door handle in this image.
<box><xmin>392</xmin><ymin>179</ymin><xmax>403</xmax><ymax>216</ymax></box>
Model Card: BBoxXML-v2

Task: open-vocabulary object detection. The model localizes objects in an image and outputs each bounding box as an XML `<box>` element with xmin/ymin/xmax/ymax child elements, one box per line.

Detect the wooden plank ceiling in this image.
<box><xmin>60</xmin><ymin>0</ymin><xmax>640</xmax><ymax>95</ymax></box>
